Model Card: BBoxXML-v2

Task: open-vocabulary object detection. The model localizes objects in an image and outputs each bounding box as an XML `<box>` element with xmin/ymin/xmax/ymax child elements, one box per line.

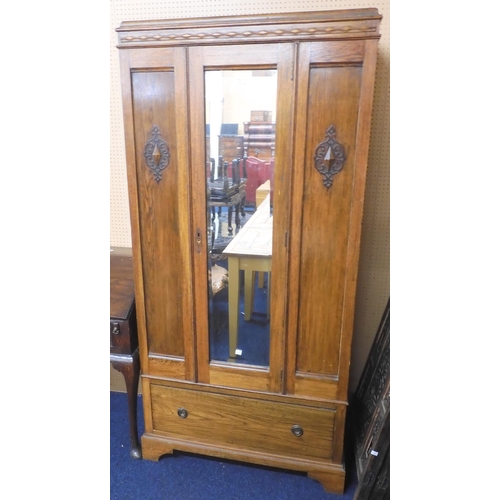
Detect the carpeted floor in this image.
<box><xmin>110</xmin><ymin>391</ymin><xmax>358</xmax><ymax>500</ymax></box>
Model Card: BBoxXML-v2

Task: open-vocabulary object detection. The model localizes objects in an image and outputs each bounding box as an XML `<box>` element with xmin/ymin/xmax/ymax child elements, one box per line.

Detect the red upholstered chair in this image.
<box><xmin>227</xmin><ymin>155</ymin><xmax>274</xmax><ymax>208</ymax></box>
<box><xmin>262</xmin><ymin>158</ymin><xmax>274</xmax><ymax>204</ymax></box>
<box><xmin>240</xmin><ymin>156</ymin><xmax>266</xmax><ymax>206</ymax></box>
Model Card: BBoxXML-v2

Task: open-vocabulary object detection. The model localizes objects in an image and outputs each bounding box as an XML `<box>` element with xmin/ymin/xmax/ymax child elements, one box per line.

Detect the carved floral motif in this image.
<box><xmin>144</xmin><ymin>125</ymin><xmax>170</xmax><ymax>183</ymax></box>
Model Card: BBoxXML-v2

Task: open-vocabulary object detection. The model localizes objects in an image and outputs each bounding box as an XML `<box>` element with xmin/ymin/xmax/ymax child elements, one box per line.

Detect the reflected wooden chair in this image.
<box><xmin>207</xmin><ymin>156</ymin><xmax>247</xmax><ymax>235</ymax></box>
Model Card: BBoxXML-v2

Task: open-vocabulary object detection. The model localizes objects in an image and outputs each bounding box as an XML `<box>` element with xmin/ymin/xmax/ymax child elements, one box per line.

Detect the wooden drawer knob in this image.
<box><xmin>291</xmin><ymin>425</ymin><xmax>303</xmax><ymax>437</ymax></box>
<box><xmin>177</xmin><ymin>408</ymin><xmax>188</xmax><ymax>419</ymax></box>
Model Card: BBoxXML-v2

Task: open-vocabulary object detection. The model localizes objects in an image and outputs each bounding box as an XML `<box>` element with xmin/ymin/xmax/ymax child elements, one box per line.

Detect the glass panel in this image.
<box><xmin>205</xmin><ymin>69</ymin><xmax>277</xmax><ymax>367</ymax></box>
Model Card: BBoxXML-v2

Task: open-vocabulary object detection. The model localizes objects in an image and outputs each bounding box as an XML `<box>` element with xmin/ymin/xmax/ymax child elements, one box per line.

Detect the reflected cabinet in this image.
<box><xmin>116</xmin><ymin>9</ymin><xmax>381</xmax><ymax>494</ymax></box>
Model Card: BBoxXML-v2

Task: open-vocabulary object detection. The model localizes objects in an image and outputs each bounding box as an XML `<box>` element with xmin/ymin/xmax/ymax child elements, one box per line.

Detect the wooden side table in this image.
<box><xmin>110</xmin><ymin>247</ymin><xmax>141</xmax><ymax>459</ymax></box>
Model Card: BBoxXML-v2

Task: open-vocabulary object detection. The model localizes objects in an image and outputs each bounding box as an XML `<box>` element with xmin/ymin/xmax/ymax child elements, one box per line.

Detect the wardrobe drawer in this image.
<box><xmin>150</xmin><ymin>384</ymin><xmax>336</xmax><ymax>459</ymax></box>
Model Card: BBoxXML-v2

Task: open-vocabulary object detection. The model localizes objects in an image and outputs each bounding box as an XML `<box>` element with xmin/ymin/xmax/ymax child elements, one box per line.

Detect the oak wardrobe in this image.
<box><xmin>116</xmin><ymin>9</ymin><xmax>381</xmax><ymax>494</ymax></box>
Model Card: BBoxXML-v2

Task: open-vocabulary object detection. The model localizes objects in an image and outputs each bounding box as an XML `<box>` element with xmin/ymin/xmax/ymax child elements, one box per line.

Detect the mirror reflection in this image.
<box><xmin>205</xmin><ymin>70</ymin><xmax>277</xmax><ymax>367</ymax></box>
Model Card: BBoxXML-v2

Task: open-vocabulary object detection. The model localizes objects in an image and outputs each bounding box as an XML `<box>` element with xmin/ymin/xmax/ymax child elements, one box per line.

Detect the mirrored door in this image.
<box><xmin>205</xmin><ymin>69</ymin><xmax>277</xmax><ymax>368</ymax></box>
<box><xmin>189</xmin><ymin>43</ymin><xmax>295</xmax><ymax>391</ymax></box>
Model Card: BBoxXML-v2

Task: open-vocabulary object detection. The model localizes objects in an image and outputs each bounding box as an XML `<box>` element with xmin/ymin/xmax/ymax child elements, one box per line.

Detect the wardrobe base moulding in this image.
<box><xmin>141</xmin><ymin>435</ymin><xmax>347</xmax><ymax>494</ymax></box>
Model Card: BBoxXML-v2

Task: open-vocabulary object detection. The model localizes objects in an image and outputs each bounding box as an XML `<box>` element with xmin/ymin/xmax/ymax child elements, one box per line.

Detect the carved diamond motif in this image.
<box><xmin>152</xmin><ymin>144</ymin><xmax>161</xmax><ymax>166</ymax></box>
<box><xmin>144</xmin><ymin>125</ymin><xmax>170</xmax><ymax>183</ymax></box>
<box><xmin>313</xmin><ymin>125</ymin><xmax>346</xmax><ymax>189</ymax></box>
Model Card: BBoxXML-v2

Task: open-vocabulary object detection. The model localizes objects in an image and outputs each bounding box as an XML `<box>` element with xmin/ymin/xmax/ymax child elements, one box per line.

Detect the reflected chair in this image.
<box><xmin>234</xmin><ymin>155</ymin><xmax>266</xmax><ymax>208</ymax></box>
<box><xmin>206</xmin><ymin>204</ymin><xmax>229</xmax><ymax>342</ymax></box>
<box><xmin>207</xmin><ymin>156</ymin><xmax>247</xmax><ymax>235</ymax></box>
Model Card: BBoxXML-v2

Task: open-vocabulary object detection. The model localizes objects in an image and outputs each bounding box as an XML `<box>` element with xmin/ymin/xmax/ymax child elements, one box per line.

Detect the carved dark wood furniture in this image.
<box><xmin>110</xmin><ymin>248</ymin><xmax>141</xmax><ymax>459</ymax></box>
<box><xmin>116</xmin><ymin>9</ymin><xmax>381</xmax><ymax>494</ymax></box>
<box><xmin>351</xmin><ymin>299</ymin><xmax>390</xmax><ymax>500</ymax></box>
<box><xmin>243</xmin><ymin>121</ymin><xmax>275</xmax><ymax>160</ymax></box>
<box><xmin>219</xmin><ymin>134</ymin><xmax>244</xmax><ymax>165</ymax></box>
<box><xmin>207</xmin><ymin>156</ymin><xmax>247</xmax><ymax>234</ymax></box>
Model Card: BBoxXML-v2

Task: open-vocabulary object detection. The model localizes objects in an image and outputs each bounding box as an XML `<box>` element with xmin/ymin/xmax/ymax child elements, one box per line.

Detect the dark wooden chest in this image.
<box><xmin>110</xmin><ymin>247</ymin><xmax>142</xmax><ymax>459</ymax></box>
<box><xmin>219</xmin><ymin>134</ymin><xmax>244</xmax><ymax>164</ymax></box>
<box><xmin>110</xmin><ymin>248</ymin><xmax>137</xmax><ymax>355</ymax></box>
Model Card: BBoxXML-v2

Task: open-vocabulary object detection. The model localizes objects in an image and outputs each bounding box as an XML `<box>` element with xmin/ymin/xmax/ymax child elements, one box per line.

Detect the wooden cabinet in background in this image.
<box><xmin>116</xmin><ymin>9</ymin><xmax>381</xmax><ymax>494</ymax></box>
<box><xmin>219</xmin><ymin>134</ymin><xmax>244</xmax><ymax>164</ymax></box>
<box><xmin>243</xmin><ymin>121</ymin><xmax>276</xmax><ymax>160</ymax></box>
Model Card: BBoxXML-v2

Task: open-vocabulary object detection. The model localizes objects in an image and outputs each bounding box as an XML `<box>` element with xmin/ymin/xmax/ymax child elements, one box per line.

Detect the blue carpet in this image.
<box><xmin>111</xmin><ymin>392</ymin><xmax>358</xmax><ymax>499</ymax></box>
<box><xmin>209</xmin><ymin>265</ymin><xmax>270</xmax><ymax>366</ymax></box>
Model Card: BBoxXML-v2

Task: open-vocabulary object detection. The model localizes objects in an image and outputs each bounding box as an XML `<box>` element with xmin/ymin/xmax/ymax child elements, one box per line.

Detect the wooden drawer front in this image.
<box><xmin>251</xmin><ymin>111</ymin><xmax>272</xmax><ymax>122</ymax></box>
<box><xmin>219</xmin><ymin>136</ymin><xmax>244</xmax><ymax>161</ymax></box>
<box><xmin>245</xmin><ymin>145</ymin><xmax>274</xmax><ymax>159</ymax></box>
<box><xmin>223</xmin><ymin>146</ymin><xmax>243</xmax><ymax>159</ymax></box>
<box><xmin>110</xmin><ymin>308</ymin><xmax>138</xmax><ymax>355</ymax></box>
<box><xmin>150</xmin><ymin>385</ymin><xmax>336</xmax><ymax>459</ymax></box>
<box><xmin>110</xmin><ymin>319</ymin><xmax>129</xmax><ymax>353</ymax></box>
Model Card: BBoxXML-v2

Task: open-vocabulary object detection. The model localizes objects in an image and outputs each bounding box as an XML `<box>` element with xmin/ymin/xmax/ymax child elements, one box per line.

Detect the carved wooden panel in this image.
<box><xmin>352</xmin><ymin>299</ymin><xmax>390</xmax><ymax>500</ymax></box>
<box><xmin>132</xmin><ymin>68</ymin><xmax>190</xmax><ymax>360</ymax></box>
<box><xmin>295</xmin><ymin>63</ymin><xmax>362</xmax><ymax>379</ymax></box>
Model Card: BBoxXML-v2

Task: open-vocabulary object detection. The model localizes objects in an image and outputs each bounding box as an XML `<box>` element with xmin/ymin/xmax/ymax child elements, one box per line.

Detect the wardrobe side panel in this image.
<box><xmin>296</xmin><ymin>64</ymin><xmax>362</xmax><ymax>377</ymax></box>
<box><xmin>131</xmin><ymin>70</ymin><xmax>187</xmax><ymax>358</ymax></box>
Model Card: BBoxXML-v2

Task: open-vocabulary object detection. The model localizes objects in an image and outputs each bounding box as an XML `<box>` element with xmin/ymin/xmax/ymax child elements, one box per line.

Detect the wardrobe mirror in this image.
<box><xmin>205</xmin><ymin>69</ymin><xmax>277</xmax><ymax>367</ymax></box>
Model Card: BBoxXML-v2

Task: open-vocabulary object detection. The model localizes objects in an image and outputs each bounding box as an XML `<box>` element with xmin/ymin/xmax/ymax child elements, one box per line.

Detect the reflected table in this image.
<box><xmin>222</xmin><ymin>194</ymin><xmax>273</xmax><ymax>359</ymax></box>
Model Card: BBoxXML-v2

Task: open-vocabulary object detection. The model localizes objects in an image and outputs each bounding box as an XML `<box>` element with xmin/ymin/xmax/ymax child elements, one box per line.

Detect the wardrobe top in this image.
<box><xmin>116</xmin><ymin>9</ymin><xmax>381</xmax><ymax>48</ymax></box>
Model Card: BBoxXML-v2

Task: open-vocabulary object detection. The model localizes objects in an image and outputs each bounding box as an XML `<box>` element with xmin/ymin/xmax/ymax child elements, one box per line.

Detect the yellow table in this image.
<box><xmin>255</xmin><ymin>179</ymin><xmax>271</xmax><ymax>209</ymax></box>
<box><xmin>222</xmin><ymin>194</ymin><xmax>272</xmax><ymax>358</ymax></box>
